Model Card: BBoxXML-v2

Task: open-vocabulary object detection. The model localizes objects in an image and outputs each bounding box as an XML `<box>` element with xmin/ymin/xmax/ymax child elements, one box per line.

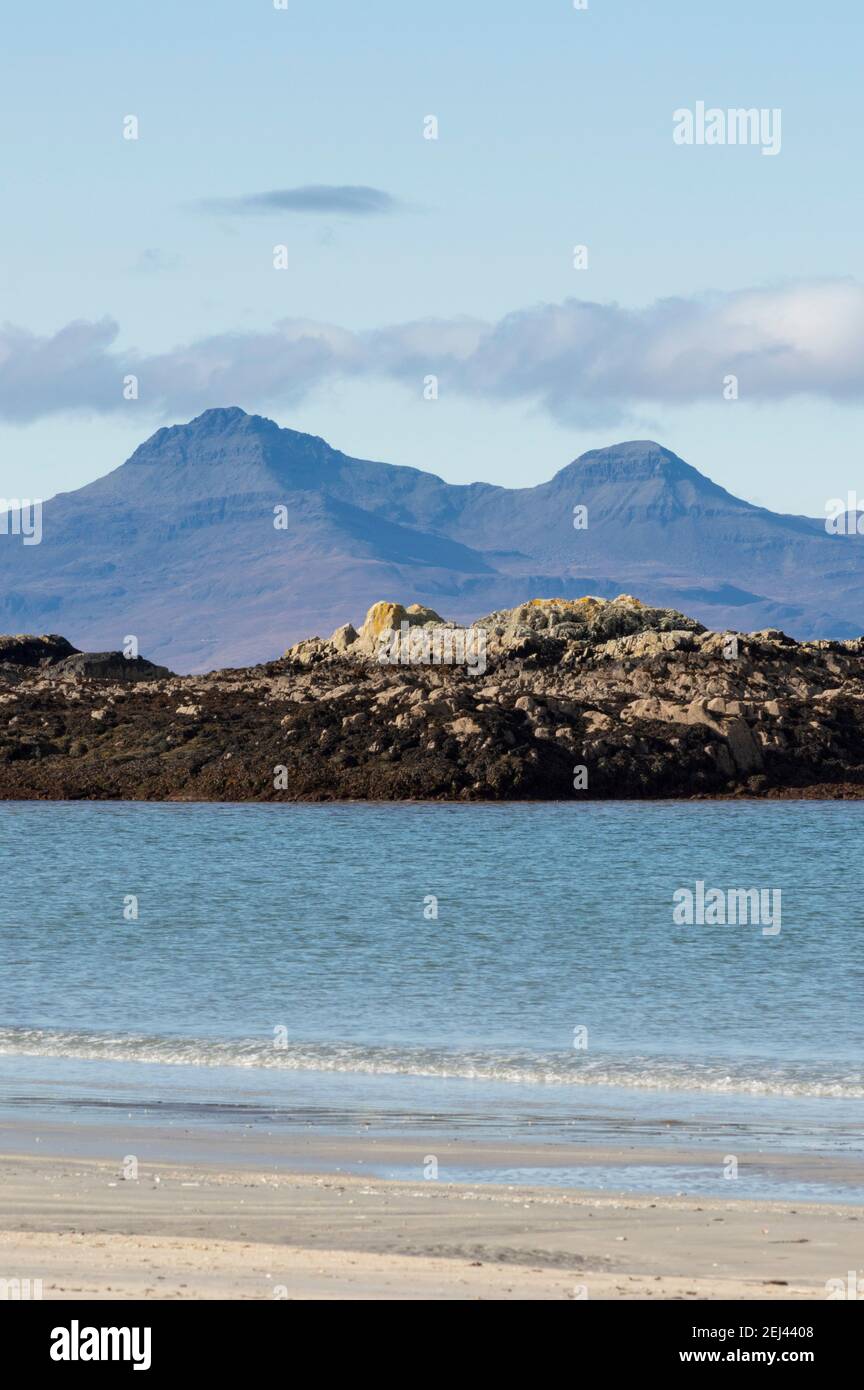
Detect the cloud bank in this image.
<box><xmin>2</xmin><ymin>280</ymin><xmax>863</xmax><ymax>426</ymax></box>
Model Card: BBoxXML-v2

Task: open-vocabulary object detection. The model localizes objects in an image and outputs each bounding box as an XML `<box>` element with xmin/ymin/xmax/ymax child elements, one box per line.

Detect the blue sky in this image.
<box><xmin>1</xmin><ymin>0</ymin><xmax>862</xmax><ymax>514</ymax></box>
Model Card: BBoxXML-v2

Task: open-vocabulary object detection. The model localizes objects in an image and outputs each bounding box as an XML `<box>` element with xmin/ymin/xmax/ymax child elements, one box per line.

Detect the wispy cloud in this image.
<box><xmin>130</xmin><ymin>248</ymin><xmax>183</xmax><ymax>274</ymax></box>
<box><xmin>195</xmin><ymin>185</ymin><xmax>402</xmax><ymax>216</ymax></box>
<box><xmin>2</xmin><ymin>281</ymin><xmax>863</xmax><ymax>426</ymax></box>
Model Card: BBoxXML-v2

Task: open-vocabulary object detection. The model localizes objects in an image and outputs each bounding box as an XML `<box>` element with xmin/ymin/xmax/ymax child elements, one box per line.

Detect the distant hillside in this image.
<box><xmin>0</xmin><ymin>407</ymin><xmax>860</xmax><ymax>672</ymax></box>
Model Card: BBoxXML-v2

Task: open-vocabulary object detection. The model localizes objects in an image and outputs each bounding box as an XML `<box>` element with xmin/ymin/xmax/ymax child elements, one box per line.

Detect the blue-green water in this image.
<box><xmin>0</xmin><ymin>802</ymin><xmax>861</xmax><ymax>1198</ymax></box>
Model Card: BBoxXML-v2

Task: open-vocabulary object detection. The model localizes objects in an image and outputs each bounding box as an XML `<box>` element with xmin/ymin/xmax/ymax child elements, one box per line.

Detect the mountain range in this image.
<box><xmin>1</xmin><ymin>406</ymin><xmax>861</xmax><ymax>673</ymax></box>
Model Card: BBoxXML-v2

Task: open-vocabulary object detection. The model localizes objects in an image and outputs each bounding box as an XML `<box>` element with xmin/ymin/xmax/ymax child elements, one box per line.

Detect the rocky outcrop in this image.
<box><xmin>55</xmin><ymin>651</ymin><xmax>174</xmax><ymax>683</ymax></box>
<box><xmin>0</xmin><ymin>636</ymin><xmax>172</xmax><ymax>683</ymax></box>
<box><xmin>285</xmin><ymin>594</ymin><xmax>698</xmax><ymax>669</ymax></box>
<box><xmin>285</xmin><ymin>601</ymin><xmax>450</xmax><ymax>664</ymax></box>
<box><xmin>357</xmin><ymin>601</ymin><xmax>446</xmax><ymax>650</ymax></box>
<box><xmin>1</xmin><ymin>597</ymin><xmax>863</xmax><ymax>801</ymax></box>
<box><xmin>0</xmin><ymin>634</ymin><xmax>79</xmax><ymax>668</ymax></box>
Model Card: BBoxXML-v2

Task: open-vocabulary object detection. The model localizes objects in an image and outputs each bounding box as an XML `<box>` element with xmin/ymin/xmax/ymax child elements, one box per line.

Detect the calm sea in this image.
<box><xmin>0</xmin><ymin>801</ymin><xmax>861</xmax><ymax>1199</ymax></box>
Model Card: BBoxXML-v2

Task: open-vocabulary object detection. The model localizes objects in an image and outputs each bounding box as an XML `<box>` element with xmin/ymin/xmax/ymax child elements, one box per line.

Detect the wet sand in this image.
<box><xmin>0</xmin><ymin>1127</ymin><xmax>861</xmax><ymax>1300</ymax></box>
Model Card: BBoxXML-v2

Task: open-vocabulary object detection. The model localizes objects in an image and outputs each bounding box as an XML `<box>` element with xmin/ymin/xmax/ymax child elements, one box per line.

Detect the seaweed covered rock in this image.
<box><xmin>1</xmin><ymin>597</ymin><xmax>863</xmax><ymax>801</ymax></box>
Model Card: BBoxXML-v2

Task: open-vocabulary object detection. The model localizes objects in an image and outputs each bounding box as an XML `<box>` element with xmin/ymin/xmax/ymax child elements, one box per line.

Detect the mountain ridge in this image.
<box><xmin>1</xmin><ymin>408</ymin><xmax>861</xmax><ymax>672</ymax></box>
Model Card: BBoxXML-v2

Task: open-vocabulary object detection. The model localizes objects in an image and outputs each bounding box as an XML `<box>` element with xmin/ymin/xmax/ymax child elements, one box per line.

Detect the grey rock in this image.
<box><xmin>57</xmin><ymin>652</ymin><xmax>173</xmax><ymax>682</ymax></box>
<box><xmin>0</xmin><ymin>634</ymin><xmax>79</xmax><ymax>667</ymax></box>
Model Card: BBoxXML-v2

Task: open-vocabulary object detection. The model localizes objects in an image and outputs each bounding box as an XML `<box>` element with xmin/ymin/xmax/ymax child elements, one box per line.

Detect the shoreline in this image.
<box><xmin>1</xmin><ymin>1148</ymin><xmax>859</xmax><ymax>1301</ymax></box>
<box><xmin>1</xmin><ymin>1113</ymin><xmax>862</xmax><ymax>1189</ymax></box>
<box><xmin>3</xmin><ymin>787</ymin><xmax>864</xmax><ymax>803</ymax></box>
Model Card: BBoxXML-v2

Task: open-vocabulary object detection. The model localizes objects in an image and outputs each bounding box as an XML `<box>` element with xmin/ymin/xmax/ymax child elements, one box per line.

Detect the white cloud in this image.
<box><xmin>2</xmin><ymin>280</ymin><xmax>863</xmax><ymax>426</ymax></box>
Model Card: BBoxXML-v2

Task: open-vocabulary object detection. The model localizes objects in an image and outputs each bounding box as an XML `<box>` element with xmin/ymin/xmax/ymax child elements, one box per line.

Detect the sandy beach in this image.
<box><xmin>1</xmin><ymin>1130</ymin><xmax>860</xmax><ymax>1300</ymax></box>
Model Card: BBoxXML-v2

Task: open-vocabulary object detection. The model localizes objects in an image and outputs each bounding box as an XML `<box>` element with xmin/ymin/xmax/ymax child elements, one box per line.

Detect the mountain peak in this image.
<box><xmin>191</xmin><ymin>405</ymin><xmax>251</xmax><ymax>427</ymax></box>
<box><xmin>184</xmin><ymin>405</ymin><xmax>284</xmax><ymax>437</ymax></box>
<box><xmin>123</xmin><ymin>405</ymin><xmax>284</xmax><ymax>467</ymax></box>
<box><xmin>548</xmin><ymin>439</ymin><xmax>700</xmax><ymax>489</ymax></box>
<box><xmin>576</xmin><ymin>440</ymin><xmax>688</xmax><ymax>468</ymax></box>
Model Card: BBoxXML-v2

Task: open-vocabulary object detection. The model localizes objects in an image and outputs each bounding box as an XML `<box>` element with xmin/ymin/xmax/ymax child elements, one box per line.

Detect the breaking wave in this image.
<box><xmin>0</xmin><ymin>1026</ymin><xmax>860</xmax><ymax>1100</ymax></box>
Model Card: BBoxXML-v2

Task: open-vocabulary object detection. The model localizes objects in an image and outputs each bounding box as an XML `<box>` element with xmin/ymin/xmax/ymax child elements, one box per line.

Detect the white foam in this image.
<box><xmin>1</xmin><ymin>1027</ymin><xmax>861</xmax><ymax>1100</ymax></box>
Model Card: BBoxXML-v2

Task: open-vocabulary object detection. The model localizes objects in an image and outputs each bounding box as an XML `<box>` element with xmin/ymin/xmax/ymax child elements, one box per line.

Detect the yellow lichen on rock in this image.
<box><xmin>356</xmin><ymin>600</ymin><xmax>449</xmax><ymax>652</ymax></box>
<box><xmin>523</xmin><ymin>595</ymin><xmax>644</xmax><ymax>611</ymax></box>
<box><xmin>513</xmin><ymin>596</ymin><xmax>606</xmax><ymax>624</ymax></box>
<box><xmin>526</xmin><ymin>596</ymin><xmax>605</xmax><ymax>611</ymax></box>
<box><xmin>360</xmin><ymin>601</ymin><xmax>411</xmax><ymax>644</ymax></box>
<box><xmin>405</xmin><ymin>603</ymin><xmax>445</xmax><ymax>624</ymax></box>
